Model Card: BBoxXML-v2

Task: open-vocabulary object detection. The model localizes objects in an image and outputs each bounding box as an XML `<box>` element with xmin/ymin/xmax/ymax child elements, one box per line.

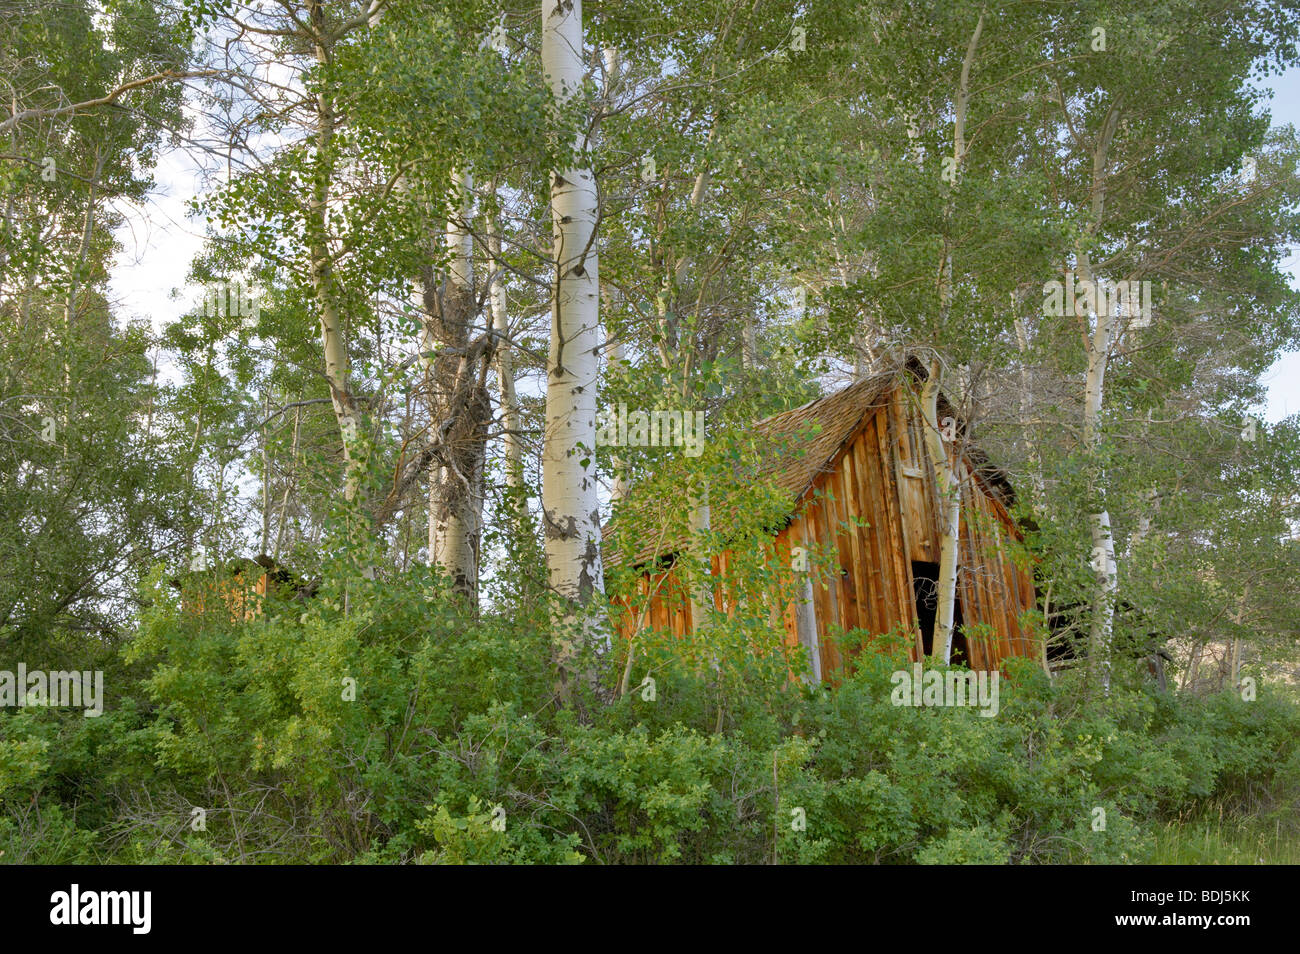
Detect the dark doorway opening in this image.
<box><xmin>912</xmin><ymin>561</ymin><xmax>969</xmax><ymax>664</ymax></box>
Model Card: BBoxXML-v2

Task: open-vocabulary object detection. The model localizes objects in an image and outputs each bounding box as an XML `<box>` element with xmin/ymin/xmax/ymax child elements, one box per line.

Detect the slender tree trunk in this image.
<box><xmin>923</xmin><ymin>10</ymin><xmax>982</xmax><ymax>665</ymax></box>
<box><xmin>490</xmin><ymin>228</ymin><xmax>524</xmax><ymax>498</ymax></box>
<box><xmin>1185</xmin><ymin>638</ymin><xmax>1205</xmax><ymax>692</ymax></box>
<box><xmin>606</xmin><ymin>335</ymin><xmax>630</xmax><ymax>504</ymax></box>
<box><xmin>851</xmin><ymin>332</ymin><xmax>871</xmax><ymax>380</ymax></box>
<box><xmin>62</xmin><ymin>149</ymin><xmax>104</xmax><ymax>438</ymax></box>
<box><xmin>1012</xmin><ymin>308</ymin><xmax>1044</xmax><ymax>507</ymax></box>
<box><xmin>688</xmin><ymin>481</ymin><xmax>712</xmax><ymax>630</ymax></box>
<box><xmin>1074</xmin><ymin>99</ymin><xmax>1123</xmax><ymax>693</ymax></box>
<box><xmin>424</xmin><ymin>169</ymin><xmax>484</xmax><ymax>603</ymax></box>
<box><xmin>306</xmin><ymin>5</ymin><xmax>365</xmax><ymax>506</ymax></box>
<box><xmin>542</xmin><ymin>0</ymin><xmax>606</xmax><ymax>697</ymax></box>
<box><xmin>922</xmin><ymin>359</ymin><xmax>961</xmax><ymax>662</ymax></box>
<box><xmin>1079</xmin><ymin>247</ymin><xmax>1118</xmax><ymax>693</ymax></box>
<box><xmin>1228</xmin><ymin>585</ymin><xmax>1249</xmax><ymax>689</ymax></box>
<box><xmin>273</xmin><ymin>402</ymin><xmax>302</xmax><ymax>562</ymax></box>
<box><xmin>261</xmin><ymin>389</ymin><xmax>272</xmax><ymax>554</ymax></box>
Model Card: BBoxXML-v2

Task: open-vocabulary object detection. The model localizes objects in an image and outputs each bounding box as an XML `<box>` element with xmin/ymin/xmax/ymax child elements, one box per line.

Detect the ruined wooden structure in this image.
<box><xmin>607</xmin><ymin>364</ymin><xmax>1043</xmax><ymax>678</ymax></box>
<box><xmin>172</xmin><ymin>555</ymin><xmax>315</xmax><ymax>620</ymax></box>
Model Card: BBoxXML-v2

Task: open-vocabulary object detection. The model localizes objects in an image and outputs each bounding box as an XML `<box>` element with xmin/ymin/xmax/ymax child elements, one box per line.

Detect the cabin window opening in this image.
<box><xmin>911</xmin><ymin>561</ymin><xmax>968</xmax><ymax>663</ymax></box>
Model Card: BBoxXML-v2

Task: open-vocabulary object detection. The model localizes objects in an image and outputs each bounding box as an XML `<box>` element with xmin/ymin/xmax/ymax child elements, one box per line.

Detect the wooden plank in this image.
<box><xmin>988</xmin><ymin>499</ymin><xmax>1019</xmax><ymax>666</ymax></box>
<box><xmin>804</xmin><ymin>491</ymin><xmax>839</xmax><ymax>676</ymax></box>
<box><xmin>847</xmin><ymin>426</ymin><xmax>877</xmax><ymax>636</ymax></box>
<box><xmin>968</xmin><ymin>474</ymin><xmax>1036</xmax><ymax>663</ymax></box>
<box><xmin>872</xmin><ymin>412</ymin><xmax>908</xmax><ymax>636</ymax></box>
<box><xmin>966</xmin><ymin>481</ymin><xmax>1001</xmax><ymax>668</ymax></box>
<box><xmin>771</xmin><ymin>526</ymin><xmax>796</xmax><ymax>649</ymax></box>
<box><xmin>901</xmin><ymin>392</ymin><xmax>937</xmax><ymax>562</ymax></box>
<box><xmin>839</xmin><ymin>433</ymin><xmax>865</xmax><ymax>632</ymax></box>
<box><xmin>854</xmin><ymin>420</ymin><xmax>891</xmax><ymax>636</ymax></box>
<box><xmin>978</xmin><ymin>503</ymin><xmax>1012</xmax><ymax>659</ymax></box>
<box><xmin>832</xmin><ymin>467</ymin><xmax>863</xmax><ymax>639</ymax></box>
<box><xmin>994</xmin><ymin>517</ymin><xmax>1027</xmax><ymax>659</ymax></box>
<box><xmin>957</xmin><ymin>476</ymin><xmax>992</xmax><ymax>669</ymax></box>
<box><xmin>883</xmin><ymin>391</ymin><xmax>923</xmax><ymax>659</ymax></box>
<box><xmin>871</xmin><ymin>407</ymin><xmax>910</xmax><ymax>636</ymax></box>
<box><xmin>792</xmin><ymin>518</ymin><xmax>822</xmax><ymax>683</ymax></box>
<box><xmin>817</xmin><ymin>490</ymin><xmax>844</xmax><ymax>675</ymax></box>
<box><xmin>887</xmin><ymin>390</ymin><xmax>919</xmax><ymax>567</ymax></box>
<box><xmin>834</xmin><ymin>442</ymin><xmax>865</xmax><ymax>634</ymax></box>
<box><xmin>971</xmin><ymin>491</ymin><xmax>1011</xmax><ymax>669</ymax></box>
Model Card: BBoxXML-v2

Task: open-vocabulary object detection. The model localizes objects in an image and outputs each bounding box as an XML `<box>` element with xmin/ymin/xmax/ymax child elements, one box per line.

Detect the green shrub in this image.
<box><xmin>5</xmin><ymin>564</ymin><xmax>1298</xmax><ymax>865</ymax></box>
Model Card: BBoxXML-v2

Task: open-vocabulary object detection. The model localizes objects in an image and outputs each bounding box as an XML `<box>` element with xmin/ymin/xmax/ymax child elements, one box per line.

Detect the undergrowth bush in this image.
<box><xmin>3</xmin><ymin>564</ymin><xmax>1298</xmax><ymax>865</ymax></box>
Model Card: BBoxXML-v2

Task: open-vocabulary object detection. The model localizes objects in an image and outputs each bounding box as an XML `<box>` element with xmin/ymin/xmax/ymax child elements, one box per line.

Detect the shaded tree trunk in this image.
<box><xmin>421</xmin><ymin>169</ymin><xmax>490</xmax><ymax>604</ymax></box>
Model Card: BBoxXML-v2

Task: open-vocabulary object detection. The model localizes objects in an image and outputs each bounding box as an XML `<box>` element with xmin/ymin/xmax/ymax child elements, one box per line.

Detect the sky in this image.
<box><xmin>1256</xmin><ymin>66</ymin><xmax>1300</xmax><ymax>423</ymax></box>
<box><xmin>108</xmin><ymin>58</ymin><xmax>1300</xmax><ymax>424</ymax></box>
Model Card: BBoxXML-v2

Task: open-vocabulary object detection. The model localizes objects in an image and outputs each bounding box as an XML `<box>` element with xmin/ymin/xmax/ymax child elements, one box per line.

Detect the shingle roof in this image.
<box><xmin>601</xmin><ymin>358</ymin><xmax>1021</xmax><ymax>573</ymax></box>
<box><xmin>747</xmin><ymin>372</ymin><xmax>896</xmax><ymax>504</ymax></box>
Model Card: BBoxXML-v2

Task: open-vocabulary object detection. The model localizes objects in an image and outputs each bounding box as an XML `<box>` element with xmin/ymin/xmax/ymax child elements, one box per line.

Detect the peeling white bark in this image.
<box><xmin>922</xmin><ymin>360</ymin><xmax>961</xmax><ymax>663</ymax></box>
<box><xmin>1080</xmin><ymin>248</ymin><xmax>1118</xmax><ymax>692</ymax></box>
<box><xmin>542</xmin><ymin>0</ymin><xmax>606</xmax><ymax>688</ymax></box>
<box><xmin>1076</xmin><ymin>100</ymin><xmax>1123</xmax><ymax>692</ymax></box>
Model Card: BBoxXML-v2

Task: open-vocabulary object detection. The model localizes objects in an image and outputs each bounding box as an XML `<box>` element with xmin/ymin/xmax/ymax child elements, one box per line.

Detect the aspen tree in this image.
<box><xmin>542</xmin><ymin>0</ymin><xmax>607</xmax><ymax>695</ymax></box>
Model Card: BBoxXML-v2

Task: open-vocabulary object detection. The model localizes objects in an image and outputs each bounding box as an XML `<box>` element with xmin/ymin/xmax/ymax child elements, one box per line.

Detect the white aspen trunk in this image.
<box><xmin>1127</xmin><ymin>487</ymin><xmax>1157</xmax><ymax>557</ymax></box>
<box><xmin>1013</xmin><ymin>308</ymin><xmax>1045</xmax><ymax>506</ymax></box>
<box><xmin>602</xmin><ymin>47</ymin><xmax>622</xmax><ymax>101</ymax></box>
<box><xmin>307</xmin><ymin>5</ymin><xmax>365</xmax><ymax>506</ymax></box>
<box><xmin>408</xmin><ymin>165</ymin><xmax>492</xmax><ymax>605</ymax></box>
<box><xmin>490</xmin><ymin>229</ymin><xmax>524</xmax><ymax>496</ymax></box>
<box><xmin>1079</xmin><ymin>248</ymin><xmax>1118</xmax><ymax>692</ymax></box>
<box><xmin>921</xmin><ymin>11</ymin><xmax>983</xmax><ymax>666</ymax></box>
<box><xmin>542</xmin><ymin>0</ymin><xmax>606</xmax><ymax>692</ymax></box>
<box><xmin>922</xmin><ymin>360</ymin><xmax>961</xmax><ymax>663</ymax></box>
<box><xmin>1072</xmin><ymin>99</ymin><xmax>1124</xmax><ymax>692</ymax></box>
<box><xmin>596</xmin><ymin>48</ymin><xmax>628</xmax><ymax>504</ymax></box>
<box><xmin>688</xmin><ymin>481</ymin><xmax>712</xmax><ymax>631</ymax></box>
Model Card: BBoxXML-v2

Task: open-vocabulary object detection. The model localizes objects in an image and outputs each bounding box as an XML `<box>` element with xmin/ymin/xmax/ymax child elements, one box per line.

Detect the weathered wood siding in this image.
<box><xmin>612</xmin><ymin>381</ymin><xmax>1042</xmax><ymax>676</ymax></box>
<box><xmin>180</xmin><ymin>570</ymin><xmax>274</xmax><ymax>620</ymax></box>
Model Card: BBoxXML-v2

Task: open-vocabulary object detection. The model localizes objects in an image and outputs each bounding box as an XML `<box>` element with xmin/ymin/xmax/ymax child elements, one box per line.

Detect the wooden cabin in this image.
<box><xmin>606</xmin><ymin>364</ymin><xmax>1043</xmax><ymax>678</ymax></box>
<box><xmin>171</xmin><ymin>555</ymin><xmax>315</xmax><ymax>621</ymax></box>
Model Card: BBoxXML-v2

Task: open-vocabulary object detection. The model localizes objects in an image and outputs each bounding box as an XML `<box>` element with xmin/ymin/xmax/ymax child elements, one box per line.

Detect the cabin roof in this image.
<box><xmin>746</xmin><ymin>372</ymin><xmax>896</xmax><ymax>505</ymax></box>
<box><xmin>602</xmin><ymin>360</ymin><xmax>1016</xmax><ymax>571</ymax></box>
